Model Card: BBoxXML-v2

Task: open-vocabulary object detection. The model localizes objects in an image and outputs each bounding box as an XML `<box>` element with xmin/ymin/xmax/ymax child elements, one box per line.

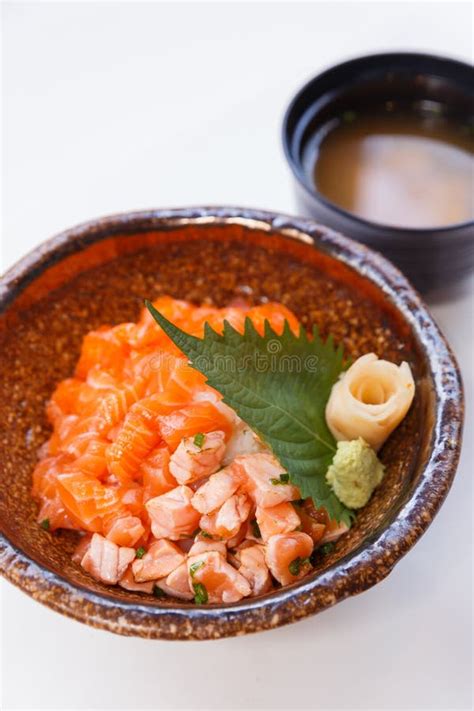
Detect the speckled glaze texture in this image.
<box><xmin>0</xmin><ymin>208</ymin><xmax>464</xmax><ymax>640</ymax></box>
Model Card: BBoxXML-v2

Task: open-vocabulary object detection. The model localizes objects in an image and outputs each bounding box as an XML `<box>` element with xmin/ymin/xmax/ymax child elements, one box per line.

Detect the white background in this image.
<box><xmin>1</xmin><ymin>2</ymin><xmax>473</xmax><ymax>710</ymax></box>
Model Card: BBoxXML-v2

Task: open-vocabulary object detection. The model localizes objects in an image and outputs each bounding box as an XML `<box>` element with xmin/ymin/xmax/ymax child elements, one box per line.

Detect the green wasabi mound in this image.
<box><xmin>326</xmin><ymin>438</ymin><xmax>385</xmax><ymax>509</ymax></box>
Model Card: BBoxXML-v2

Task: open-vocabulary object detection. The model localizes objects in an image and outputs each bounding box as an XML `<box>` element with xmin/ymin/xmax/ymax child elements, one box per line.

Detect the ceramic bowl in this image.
<box><xmin>0</xmin><ymin>207</ymin><xmax>463</xmax><ymax>640</ymax></box>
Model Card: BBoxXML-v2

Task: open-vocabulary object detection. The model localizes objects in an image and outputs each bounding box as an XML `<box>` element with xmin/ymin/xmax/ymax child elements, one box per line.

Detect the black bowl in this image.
<box><xmin>282</xmin><ymin>52</ymin><xmax>474</xmax><ymax>293</ymax></box>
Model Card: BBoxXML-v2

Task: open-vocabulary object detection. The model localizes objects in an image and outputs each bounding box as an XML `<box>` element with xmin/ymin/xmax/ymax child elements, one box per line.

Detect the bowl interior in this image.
<box><xmin>0</xmin><ymin>219</ymin><xmax>434</xmax><ymax>615</ymax></box>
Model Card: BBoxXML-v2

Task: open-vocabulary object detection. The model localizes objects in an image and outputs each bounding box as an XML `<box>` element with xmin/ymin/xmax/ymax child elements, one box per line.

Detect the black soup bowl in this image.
<box><xmin>282</xmin><ymin>52</ymin><xmax>474</xmax><ymax>294</ymax></box>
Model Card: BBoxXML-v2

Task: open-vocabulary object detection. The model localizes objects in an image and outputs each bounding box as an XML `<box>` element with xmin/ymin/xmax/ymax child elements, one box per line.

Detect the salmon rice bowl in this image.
<box><xmin>31</xmin><ymin>289</ymin><xmax>416</xmax><ymax>605</ymax></box>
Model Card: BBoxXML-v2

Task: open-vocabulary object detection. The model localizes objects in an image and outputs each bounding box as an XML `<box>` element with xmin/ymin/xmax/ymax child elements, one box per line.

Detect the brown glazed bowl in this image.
<box><xmin>0</xmin><ymin>207</ymin><xmax>463</xmax><ymax>640</ymax></box>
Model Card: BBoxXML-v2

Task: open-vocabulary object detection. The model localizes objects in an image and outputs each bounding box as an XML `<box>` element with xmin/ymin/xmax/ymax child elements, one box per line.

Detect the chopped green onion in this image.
<box><xmin>40</xmin><ymin>518</ymin><xmax>50</xmax><ymax>531</ymax></box>
<box><xmin>288</xmin><ymin>557</ymin><xmax>302</xmax><ymax>576</ymax></box>
<box><xmin>189</xmin><ymin>560</ymin><xmax>205</xmax><ymax>577</ymax></box>
<box><xmin>135</xmin><ymin>546</ymin><xmax>146</xmax><ymax>559</ymax></box>
<box><xmin>193</xmin><ymin>582</ymin><xmax>208</xmax><ymax>604</ymax></box>
<box><xmin>270</xmin><ymin>473</ymin><xmax>290</xmax><ymax>486</ymax></box>
<box><xmin>152</xmin><ymin>585</ymin><xmax>167</xmax><ymax>599</ymax></box>
<box><xmin>320</xmin><ymin>542</ymin><xmax>335</xmax><ymax>556</ymax></box>
<box><xmin>250</xmin><ymin>519</ymin><xmax>261</xmax><ymax>538</ymax></box>
<box><xmin>200</xmin><ymin>530</ymin><xmax>213</xmax><ymax>539</ymax></box>
<box><xmin>193</xmin><ymin>432</ymin><xmax>205</xmax><ymax>448</ymax></box>
<box><xmin>343</xmin><ymin>110</ymin><xmax>357</xmax><ymax>123</ymax></box>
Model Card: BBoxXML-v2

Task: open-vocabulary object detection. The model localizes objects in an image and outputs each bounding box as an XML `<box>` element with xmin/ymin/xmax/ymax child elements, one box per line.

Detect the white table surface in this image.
<box><xmin>1</xmin><ymin>2</ymin><xmax>473</xmax><ymax>710</ymax></box>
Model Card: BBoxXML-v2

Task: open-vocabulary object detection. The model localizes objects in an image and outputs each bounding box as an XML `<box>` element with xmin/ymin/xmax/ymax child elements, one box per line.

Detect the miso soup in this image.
<box><xmin>313</xmin><ymin>111</ymin><xmax>474</xmax><ymax>229</ymax></box>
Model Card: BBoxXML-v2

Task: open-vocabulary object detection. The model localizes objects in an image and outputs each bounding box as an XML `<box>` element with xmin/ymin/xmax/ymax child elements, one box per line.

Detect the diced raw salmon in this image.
<box><xmin>96</xmin><ymin>379</ymin><xmax>147</xmax><ymax>435</ymax></box>
<box><xmin>75</xmin><ymin>326</ymin><xmax>128</xmax><ymax>379</ymax></box>
<box><xmin>74</xmin><ymin>438</ymin><xmax>109</xmax><ymax>479</ymax></box>
<box><xmin>234</xmin><ymin>544</ymin><xmax>272</xmax><ymax>596</ymax></box>
<box><xmin>255</xmin><ymin>502</ymin><xmax>301</xmax><ymax>542</ymax></box>
<box><xmin>145</xmin><ymin>485</ymin><xmax>200</xmax><ymax>540</ymax></box>
<box><xmin>157</xmin><ymin>401</ymin><xmax>232</xmax><ymax>451</ymax></box>
<box><xmin>246</xmin><ymin>303</ymin><xmax>300</xmax><ymax>336</ymax></box>
<box><xmin>141</xmin><ymin>445</ymin><xmax>177</xmax><ymax>500</ymax></box>
<box><xmin>191</xmin><ymin>462</ymin><xmax>244</xmax><ymax>514</ymax></box>
<box><xmin>187</xmin><ymin>551</ymin><xmax>251</xmax><ymax>603</ymax></box>
<box><xmin>106</xmin><ymin>396</ymin><xmax>163</xmax><ymax>482</ymax></box>
<box><xmin>132</xmin><ymin>539</ymin><xmax>185</xmax><ymax>582</ymax></box>
<box><xmin>236</xmin><ymin>453</ymin><xmax>300</xmax><ymax>507</ymax></box>
<box><xmin>169</xmin><ymin>430</ymin><xmax>226</xmax><ymax>485</ymax></box>
<box><xmin>103</xmin><ymin>514</ymin><xmax>145</xmax><ymax>547</ymax></box>
<box><xmin>80</xmin><ymin>533</ymin><xmax>135</xmax><ymax>585</ymax></box>
<box><xmin>56</xmin><ymin>471</ymin><xmax>121</xmax><ymax>532</ymax></box>
<box><xmin>200</xmin><ymin>493</ymin><xmax>251</xmax><ymax>540</ymax></box>
<box><xmin>265</xmin><ymin>532</ymin><xmax>313</xmax><ymax>585</ymax></box>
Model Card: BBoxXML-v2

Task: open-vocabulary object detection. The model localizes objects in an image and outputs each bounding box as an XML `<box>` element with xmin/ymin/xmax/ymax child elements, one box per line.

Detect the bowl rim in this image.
<box><xmin>281</xmin><ymin>50</ymin><xmax>474</xmax><ymax>236</ymax></box>
<box><xmin>0</xmin><ymin>206</ymin><xmax>464</xmax><ymax>640</ymax></box>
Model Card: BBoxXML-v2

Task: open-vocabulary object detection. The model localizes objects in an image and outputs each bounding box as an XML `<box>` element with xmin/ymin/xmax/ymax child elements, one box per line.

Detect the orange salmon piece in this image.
<box><xmin>132</xmin><ymin>539</ymin><xmax>185</xmax><ymax>582</ymax></box>
<box><xmin>80</xmin><ymin>532</ymin><xmax>135</xmax><ymax>585</ymax></box>
<box><xmin>103</xmin><ymin>514</ymin><xmax>145</xmax><ymax>547</ymax></box>
<box><xmin>141</xmin><ymin>445</ymin><xmax>177</xmax><ymax>500</ymax></box>
<box><xmin>145</xmin><ymin>485</ymin><xmax>200</xmax><ymax>540</ymax></box>
<box><xmin>246</xmin><ymin>303</ymin><xmax>300</xmax><ymax>336</ymax></box>
<box><xmin>74</xmin><ymin>438</ymin><xmax>109</xmax><ymax>479</ymax></box>
<box><xmin>56</xmin><ymin>472</ymin><xmax>121</xmax><ymax>532</ymax></box>
<box><xmin>169</xmin><ymin>430</ymin><xmax>226</xmax><ymax>485</ymax></box>
<box><xmin>265</xmin><ymin>532</ymin><xmax>313</xmax><ymax>585</ymax></box>
<box><xmin>106</xmin><ymin>396</ymin><xmax>163</xmax><ymax>482</ymax></box>
<box><xmin>255</xmin><ymin>502</ymin><xmax>301</xmax><ymax>542</ymax></box>
<box><xmin>187</xmin><ymin>550</ymin><xmax>251</xmax><ymax>603</ymax></box>
<box><xmin>75</xmin><ymin>327</ymin><xmax>129</xmax><ymax>379</ymax></box>
<box><xmin>236</xmin><ymin>453</ymin><xmax>300</xmax><ymax>507</ymax></box>
<box><xmin>96</xmin><ymin>379</ymin><xmax>147</xmax><ymax>435</ymax></box>
<box><xmin>157</xmin><ymin>401</ymin><xmax>232</xmax><ymax>451</ymax></box>
<box><xmin>47</xmin><ymin>378</ymin><xmax>83</xmax><ymax>423</ymax></box>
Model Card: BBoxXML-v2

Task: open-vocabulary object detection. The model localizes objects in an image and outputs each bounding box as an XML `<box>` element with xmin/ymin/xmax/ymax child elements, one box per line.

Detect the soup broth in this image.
<box><xmin>314</xmin><ymin>112</ymin><xmax>474</xmax><ymax>228</ymax></box>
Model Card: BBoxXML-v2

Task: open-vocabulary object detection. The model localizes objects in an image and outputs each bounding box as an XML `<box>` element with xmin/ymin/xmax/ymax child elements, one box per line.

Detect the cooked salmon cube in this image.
<box><xmin>188</xmin><ymin>539</ymin><xmax>227</xmax><ymax>557</ymax></box>
<box><xmin>255</xmin><ymin>502</ymin><xmax>301</xmax><ymax>542</ymax></box>
<box><xmin>103</xmin><ymin>514</ymin><xmax>145</xmax><ymax>547</ymax></box>
<box><xmin>234</xmin><ymin>544</ymin><xmax>272</xmax><ymax>596</ymax></box>
<box><xmin>222</xmin><ymin>421</ymin><xmax>265</xmax><ymax>466</ymax></box>
<box><xmin>236</xmin><ymin>453</ymin><xmax>300</xmax><ymax>507</ymax></box>
<box><xmin>293</xmin><ymin>504</ymin><xmax>327</xmax><ymax>544</ymax></box>
<box><xmin>119</xmin><ymin>567</ymin><xmax>154</xmax><ymax>594</ymax></box>
<box><xmin>169</xmin><ymin>430</ymin><xmax>226</xmax><ymax>484</ymax></box>
<box><xmin>320</xmin><ymin>520</ymin><xmax>349</xmax><ymax>544</ymax></box>
<box><xmin>265</xmin><ymin>532</ymin><xmax>313</xmax><ymax>586</ymax></box>
<box><xmin>132</xmin><ymin>539</ymin><xmax>185</xmax><ymax>582</ymax></box>
<box><xmin>200</xmin><ymin>493</ymin><xmax>251</xmax><ymax>540</ymax></box>
<box><xmin>191</xmin><ymin>463</ymin><xmax>244</xmax><ymax>514</ymax></box>
<box><xmin>155</xmin><ymin>562</ymin><xmax>194</xmax><ymax>601</ymax></box>
<box><xmin>145</xmin><ymin>485</ymin><xmax>200</xmax><ymax>540</ymax></box>
<box><xmin>187</xmin><ymin>551</ymin><xmax>251</xmax><ymax>603</ymax></box>
<box><xmin>80</xmin><ymin>533</ymin><xmax>135</xmax><ymax>585</ymax></box>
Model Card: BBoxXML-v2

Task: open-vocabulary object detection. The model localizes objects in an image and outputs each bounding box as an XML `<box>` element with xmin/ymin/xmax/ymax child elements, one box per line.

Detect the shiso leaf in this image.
<box><xmin>145</xmin><ymin>301</ymin><xmax>354</xmax><ymax>526</ymax></box>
